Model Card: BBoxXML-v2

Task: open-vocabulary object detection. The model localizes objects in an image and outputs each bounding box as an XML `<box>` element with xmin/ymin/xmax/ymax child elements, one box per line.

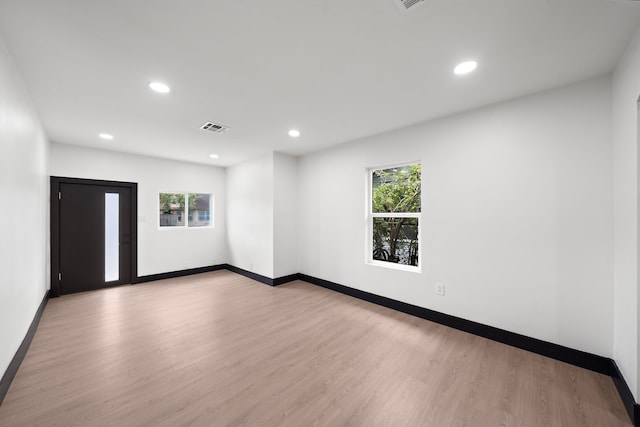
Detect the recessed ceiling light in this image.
<box><xmin>99</xmin><ymin>133</ymin><xmax>114</xmax><ymax>140</ymax></box>
<box><xmin>454</xmin><ymin>61</ymin><xmax>478</xmax><ymax>76</ymax></box>
<box><xmin>209</xmin><ymin>154</ymin><xmax>219</xmax><ymax>159</ymax></box>
<box><xmin>148</xmin><ymin>81</ymin><xmax>170</xmax><ymax>93</ymax></box>
<box><xmin>288</xmin><ymin>129</ymin><xmax>301</xmax><ymax>138</ymax></box>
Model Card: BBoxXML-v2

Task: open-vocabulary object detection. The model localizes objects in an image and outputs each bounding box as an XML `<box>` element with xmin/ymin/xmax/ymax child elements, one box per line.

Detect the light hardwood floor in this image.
<box><xmin>0</xmin><ymin>271</ymin><xmax>632</xmax><ymax>426</ymax></box>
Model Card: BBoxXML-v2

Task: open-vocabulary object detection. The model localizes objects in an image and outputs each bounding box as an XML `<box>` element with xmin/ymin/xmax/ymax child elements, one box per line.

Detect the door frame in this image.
<box><xmin>50</xmin><ymin>176</ymin><xmax>138</xmax><ymax>297</ymax></box>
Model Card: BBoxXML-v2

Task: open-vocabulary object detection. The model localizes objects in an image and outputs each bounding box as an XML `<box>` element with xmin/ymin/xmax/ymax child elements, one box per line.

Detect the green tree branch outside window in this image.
<box><xmin>159</xmin><ymin>193</ymin><xmax>200</xmax><ymax>214</ymax></box>
<box><xmin>372</xmin><ymin>164</ymin><xmax>421</xmax><ymax>265</ymax></box>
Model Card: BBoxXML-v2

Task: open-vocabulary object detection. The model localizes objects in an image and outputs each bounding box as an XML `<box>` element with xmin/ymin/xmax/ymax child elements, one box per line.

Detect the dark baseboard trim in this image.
<box><xmin>223</xmin><ymin>265</ymin><xmax>300</xmax><ymax>287</ymax></box>
<box><xmin>133</xmin><ymin>264</ymin><xmax>227</xmax><ymax>284</ymax></box>
<box><xmin>134</xmin><ymin>264</ymin><xmax>300</xmax><ymax>288</ymax></box>
<box><xmin>0</xmin><ymin>290</ymin><xmax>49</xmax><ymax>406</ymax></box>
<box><xmin>224</xmin><ymin>264</ymin><xmax>274</xmax><ymax>286</ymax></box>
<box><xmin>611</xmin><ymin>360</ymin><xmax>640</xmax><ymax>426</ymax></box>
<box><xmin>298</xmin><ymin>274</ymin><xmax>610</xmax><ymax>374</ymax></box>
<box><xmin>273</xmin><ymin>273</ymin><xmax>302</xmax><ymax>286</ymax></box>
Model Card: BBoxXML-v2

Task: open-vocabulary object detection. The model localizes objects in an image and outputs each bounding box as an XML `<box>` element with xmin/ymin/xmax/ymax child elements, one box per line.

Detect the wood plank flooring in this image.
<box><xmin>0</xmin><ymin>271</ymin><xmax>632</xmax><ymax>426</ymax></box>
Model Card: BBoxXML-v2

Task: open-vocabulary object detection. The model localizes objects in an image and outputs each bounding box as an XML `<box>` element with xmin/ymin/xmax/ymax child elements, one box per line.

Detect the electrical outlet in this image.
<box><xmin>435</xmin><ymin>283</ymin><xmax>445</xmax><ymax>296</ymax></box>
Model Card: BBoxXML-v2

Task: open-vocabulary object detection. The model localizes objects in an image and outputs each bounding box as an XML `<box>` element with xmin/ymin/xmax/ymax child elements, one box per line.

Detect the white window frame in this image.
<box><xmin>365</xmin><ymin>162</ymin><xmax>422</xmax><ymax>273</ymax></box>
<box><xmin>158</xmin><ymin>192</ymin><xmax>214</xmax><ymax>230</ymax></box>
<box><xmin>188</xmin><ymin>193</ymin><xmax>214</xmax><ymax>229</ymax></box>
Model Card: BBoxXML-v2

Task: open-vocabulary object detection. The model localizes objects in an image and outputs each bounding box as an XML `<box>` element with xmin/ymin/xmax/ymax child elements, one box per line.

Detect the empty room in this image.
<box><xmin>2</xmin><ymin>0</ymin><xmax>640</xmax><ymax>425</ymax></box>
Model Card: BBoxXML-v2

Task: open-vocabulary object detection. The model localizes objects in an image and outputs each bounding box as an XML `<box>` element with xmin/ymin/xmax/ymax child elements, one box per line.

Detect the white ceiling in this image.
<box><xmin>1</xmin><ymin>0</ymin><xmax>639</xmax><ymax>167</ymax></box>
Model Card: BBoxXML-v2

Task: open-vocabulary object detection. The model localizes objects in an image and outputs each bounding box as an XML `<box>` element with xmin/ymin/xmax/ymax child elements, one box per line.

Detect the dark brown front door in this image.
<box><xmin>53</xmin><ymin>179</ymin><xmax>135</xmax><ymax>295</ymax></box>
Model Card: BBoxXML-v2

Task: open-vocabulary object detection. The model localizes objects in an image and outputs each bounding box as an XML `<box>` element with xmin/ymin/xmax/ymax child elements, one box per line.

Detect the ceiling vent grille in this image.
<box><xmin>200</xmin><ymin>122</ymin><xmax>229</xmax><ymax>133</ymax></box>
<box><xmin>392</xmin><ymin>0</ymin><xmax>425</xmax><ymax>12</ymax></box>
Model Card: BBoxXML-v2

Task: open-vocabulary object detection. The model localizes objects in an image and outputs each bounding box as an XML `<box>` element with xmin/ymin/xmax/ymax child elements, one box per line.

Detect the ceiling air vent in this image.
<box><xmin>392</xmin><ymin>0</ymin><xmax>425</xmax><ymax>13</ymax></box>
<box><xmin>200</xmin><ymin>122</ymin><xmax>229</xmax><ymax>133</ymax></box>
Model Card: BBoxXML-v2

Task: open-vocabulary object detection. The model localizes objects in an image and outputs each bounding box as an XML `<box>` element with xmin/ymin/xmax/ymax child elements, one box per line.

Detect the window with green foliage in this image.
<box><xmin>159</xmin><ymin>192</ymin><xmax>212</xmax><ymax>228</ymax></box>
<box><xmin>369</xmin><ymin>163</ymin><xmax>421</xmax><ymax>269</ymax></box>
<box><xmin>159</xmin><ymin>193</ymin><xmax>185</xmax><ymax>227</ymax></box>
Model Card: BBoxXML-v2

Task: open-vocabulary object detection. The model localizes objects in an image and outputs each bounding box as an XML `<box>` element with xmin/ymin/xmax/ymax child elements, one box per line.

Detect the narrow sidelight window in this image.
<box><xmin>105</xmin><ymin>193</ymin><xmax>119</xmax><ymax>281</ymax></box>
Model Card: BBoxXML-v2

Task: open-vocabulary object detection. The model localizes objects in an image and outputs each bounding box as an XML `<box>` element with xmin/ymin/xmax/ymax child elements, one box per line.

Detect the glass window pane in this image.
<box><xmin>372</xmin><ymin>164</ymin><xmax>421</xmax><ymax>213</ymax></box>
<box><xmin>372</xmin><ymin>217</ymin><xmax>419</xmax><ymax>266</ymax></box>
<box><xmin>188</xmin><ymin>193</ymin><xmax>212</xmax><ymax>227</ymax></box>
<box><xmin>105</xmin><ymin>193</ymin><xmax>119</xmax><ymax>282</ymax></box>
<box><xmin>159</xmin><ymin>193</ymin><xmax>185</xmax><ymax>227</ymax></box>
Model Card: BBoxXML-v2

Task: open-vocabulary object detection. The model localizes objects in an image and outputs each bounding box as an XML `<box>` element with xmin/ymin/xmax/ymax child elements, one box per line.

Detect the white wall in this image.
<box><xmin>0</xmin><ymin>37</ymin><xmax>49</xmax><ymax>378</ymax></box>
<box><xmin>297</xmin><ymin>76</ymin><xmax>614</xmax><ymax>357</ymax></box>
<box><xmin>613</xmin><ymin>26</ymin><xmax>640</xmax><ymax>400</ymax></box>
<box><xmin>273</xmin><ymin>152</ymin><xmax>298</xmax><ymax>277</ymax></box>
<box><xmin>226</xmin><ymin>153</ymin><xmax>274</xmax><ymax>278</ymax></box>
<box><xmin>49</xmin><ymin>142</ymin><xmax>227</xmax><ymax>276</ymax></box>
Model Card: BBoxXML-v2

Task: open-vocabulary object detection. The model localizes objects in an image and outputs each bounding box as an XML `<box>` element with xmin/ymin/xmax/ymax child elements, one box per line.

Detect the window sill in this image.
<box><xmin>366</xmin><ymin>260</ymin><xmax>421</xmax><ymax>273</ymax></box>
<box><xmin>157</xmin><ymin>226</ymin><xmax>214</xmax><ymax>230</ymax></box>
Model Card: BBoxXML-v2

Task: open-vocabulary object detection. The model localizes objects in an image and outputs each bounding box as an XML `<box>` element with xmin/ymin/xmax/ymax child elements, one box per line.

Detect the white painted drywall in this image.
<box><xmin>273</xmin><ymin>152</ymin><xmax>298</xmax><ymax>278</ymax></box>
<box><xmin>297</xmin><ymin>76</ymin><xmax>614</xmax><ymax>357</ymax></box>
<box><xmin>226</xmin><ymin>154</ymin><xmax>274</xmax><ymax>278</ymax></box>
<box><xmin>613</xmin><ymin>26</ymin><xmax>640</xmax><ymax>400</ymax></box>
<box><xmin>49</xmin><ymin>142</ymin><xmax>227</xmax><ymax>276</ymax></box>
<box><xmin>0</xmin><ymin>37</ymin><xmax>49</xmax><ymax>378</ymax></box>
